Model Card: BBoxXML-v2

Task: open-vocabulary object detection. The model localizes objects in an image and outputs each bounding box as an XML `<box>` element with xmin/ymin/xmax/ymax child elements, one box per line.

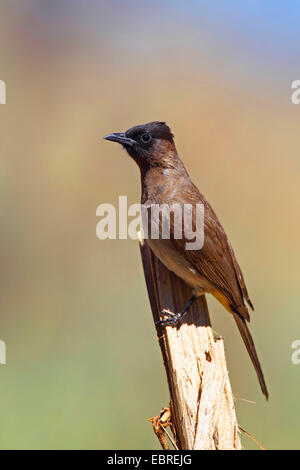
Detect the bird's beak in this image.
<box><xmin>103</xmin><ymin>132</ymin><xmax>135</xmax><ymax>147</ymax></box>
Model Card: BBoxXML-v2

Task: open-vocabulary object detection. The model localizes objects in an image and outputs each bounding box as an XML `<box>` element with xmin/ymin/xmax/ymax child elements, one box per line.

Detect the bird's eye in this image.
<box><xmin>141</xmin><ymin>133</ymin><xmax>151</xmax><ymax>144</ymax></box>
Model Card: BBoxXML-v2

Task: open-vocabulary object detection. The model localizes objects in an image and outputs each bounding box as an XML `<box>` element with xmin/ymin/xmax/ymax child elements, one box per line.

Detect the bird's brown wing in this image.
<box><xmin>170</xmin><ymin>198</ymin><xmax>253</xmax><ymax>321</ymax></box>
<box><xmin>226</xmin><ymin>238</ymin><xmax>254</xmax><ymax>310</ymax></box>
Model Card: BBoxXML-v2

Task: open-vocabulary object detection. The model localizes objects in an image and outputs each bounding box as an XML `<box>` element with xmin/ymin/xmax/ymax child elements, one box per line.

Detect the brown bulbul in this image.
<box><xmin>104</xmin><ymin>121</ymin><xmax>268</xmax><ymax>399</ymax></box>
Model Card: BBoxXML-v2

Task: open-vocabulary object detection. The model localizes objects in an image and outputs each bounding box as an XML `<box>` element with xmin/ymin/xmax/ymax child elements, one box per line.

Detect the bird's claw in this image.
<box><xmin>160</xmin><ymin>308</ymin><xmax>175</xmax><ymax>318</ymax></box>
<box><xmin>156</xmin><ymin>309</ymin><xmax>182</xmax><ymax>327</ymax></box>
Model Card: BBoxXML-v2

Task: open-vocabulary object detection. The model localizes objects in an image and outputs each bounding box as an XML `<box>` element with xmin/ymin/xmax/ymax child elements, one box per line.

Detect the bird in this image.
<box><xmin>104</xmin><ymin>121</ymin><xmax>268</xmax><ymax>399</ymax></box>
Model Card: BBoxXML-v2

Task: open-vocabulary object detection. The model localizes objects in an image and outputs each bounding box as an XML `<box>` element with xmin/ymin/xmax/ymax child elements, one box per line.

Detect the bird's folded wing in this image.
<box><xmin>170</xmin><ymin>201</ymin><xmax>253</xmax><ymax>321</ymax></box>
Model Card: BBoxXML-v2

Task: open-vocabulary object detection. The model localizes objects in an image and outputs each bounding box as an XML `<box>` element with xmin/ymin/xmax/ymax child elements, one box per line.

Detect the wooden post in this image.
<box><xmin>140</xmin><ymin>238</ymin><xmax>241</xmax><ymax>450</ymax></box>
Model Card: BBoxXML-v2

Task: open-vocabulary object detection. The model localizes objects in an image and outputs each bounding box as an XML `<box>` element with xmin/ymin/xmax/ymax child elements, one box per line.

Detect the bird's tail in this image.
<box><xmin>233</xmin><ymin>311</ymin><xmax>269</xmax><ymax>400</ymax></box>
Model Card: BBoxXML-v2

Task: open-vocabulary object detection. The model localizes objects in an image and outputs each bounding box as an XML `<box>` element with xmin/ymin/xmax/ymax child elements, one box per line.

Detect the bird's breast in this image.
<box><xmin>146</xmin><ymin>237</ymin><xmax>211</xmax><ymax>294</ymax></box>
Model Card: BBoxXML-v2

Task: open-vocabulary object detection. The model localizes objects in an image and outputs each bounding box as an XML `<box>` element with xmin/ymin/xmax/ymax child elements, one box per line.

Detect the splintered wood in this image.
<box><xmin>140</xmin><ymin>239</ymin><xmax>241</xmax><ymax>450</ymax></box>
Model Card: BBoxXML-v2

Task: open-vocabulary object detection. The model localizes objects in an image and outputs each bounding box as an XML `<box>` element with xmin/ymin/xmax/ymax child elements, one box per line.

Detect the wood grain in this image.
<box><xmin>140</xmin><ymin>238</ymin><xmax>241</xmax><ymax>450</ymax></box>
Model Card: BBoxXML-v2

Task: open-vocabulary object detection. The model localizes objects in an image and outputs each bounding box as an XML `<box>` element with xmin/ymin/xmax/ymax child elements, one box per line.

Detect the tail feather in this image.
<box><xmin>233</xmin><ymin>311</ymin><xmax>269</xmax><ymax>400</ymax></box>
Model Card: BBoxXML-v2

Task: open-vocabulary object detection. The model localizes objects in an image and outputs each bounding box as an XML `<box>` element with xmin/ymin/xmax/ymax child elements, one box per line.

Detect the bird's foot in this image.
<box><xmin>160</xmin><ymin>308</ymin><xmax>175</xmax><ymax>318</ymax></box>
<box><xmin>156</xmin><ymin>309</ymin><xmax>183</xmax><ymax>327</ymax></box>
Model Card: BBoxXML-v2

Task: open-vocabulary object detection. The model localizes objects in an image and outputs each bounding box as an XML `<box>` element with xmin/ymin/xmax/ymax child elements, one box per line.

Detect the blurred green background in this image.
<box><xmin>0</xmin><ymin>0</ymin><xmax>299</xmax><ymax>449</ymax></box>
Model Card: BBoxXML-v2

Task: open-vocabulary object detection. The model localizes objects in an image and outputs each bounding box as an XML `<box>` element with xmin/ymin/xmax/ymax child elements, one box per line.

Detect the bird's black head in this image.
<box><xmin>104</xmin><ymin>121</ymin><xmax>175</xmax><ymax>169</ymax></box>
